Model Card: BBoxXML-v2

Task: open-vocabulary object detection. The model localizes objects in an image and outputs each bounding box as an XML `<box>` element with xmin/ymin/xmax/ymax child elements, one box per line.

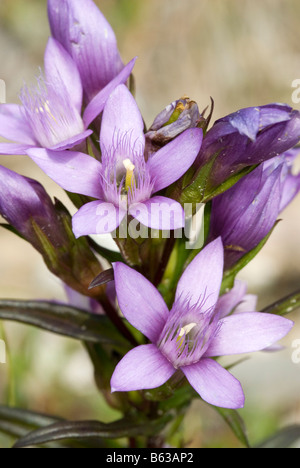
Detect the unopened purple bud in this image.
<box><xmin>209</xmin><ymin>162</ymin><xmax>283</xmax><ymax>269</ymax></box>
<box><xmin>0</xmin><ymin>165</ymin><xmax>66</xmax><ymax>249</ymax></box>
<box><xmin>0</xmin><ymin>165</ymin><xmax>104</xmax><ymax>297</ymax></box>
<box><xmin>197</xmin><ymin>104</ymin><xmax>300</xmax><ymax>188</ymax></box>
<box><xmin>145</xmin><ymin>96</ymin><xmax>203</xmax><ymax>156</ymax></box>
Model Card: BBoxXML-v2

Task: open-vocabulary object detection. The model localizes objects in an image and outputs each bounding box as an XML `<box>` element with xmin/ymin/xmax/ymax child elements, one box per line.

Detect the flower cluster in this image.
<box><xmin>0</xmin><ymin>0</ymin><xmax>299</xmax><ymax>449</ymax></box>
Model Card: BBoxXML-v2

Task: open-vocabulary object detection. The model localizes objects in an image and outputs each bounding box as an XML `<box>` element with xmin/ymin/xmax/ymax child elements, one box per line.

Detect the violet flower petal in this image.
<box><xmin>72</xmin><ymin>201</ymin><xmax>126</xmax><ymax>237</ymax></box>
<box><xmin>147</xmin><ymin>128</ymin><xmax>203</xmax><ymax>193</ymax></box>
<box><xmin>83</xmin><ymin>57</ymin><xmax>137</xmax><ymax>128</ymax></box>
<box><xmin>0</xmin><ymin>143</ymin><xmax>33</xmax><ymax>155</ymax></box>
<box><xmin>48</xmin><ymin>129</ymin><xmax>93</xmax><ymax>151</ymax></box>
<box><xmin>100</xmin><ymin>84</ymin><xmax>145</xmax><ymax>157</ymax></box>
<box><xmin>182</xmin><ymin>358</ymin><xmax>245</xmax><ymax>409</ymax></box>
<box><xmin>205</xmin><ymin>312</ymin><xmax>294</xmax><ymax>357</ymax></box>
<box><xmin>113</xmin><ymin>262</ymin><xmax>169</xmax><ymax>343</ymax></box>
<box><xmin>0</xmin><ymin>104</ymin><xmax>37</xmax><ymax>145</ymax></box>
<box><xmin>175</xmin><ymin>238</ymin><xmax>224</xmax><ymax>309</ymax></box>
<box><xmin>129</xmin><ymin>196</ymin><xmax>185</xmax><ymax>230</ymax></box>
<box><xmin>48</xmin><ymin>0</ymin><xmax>124</xmax><ymax>101</ymax></box>
<box><xmin>111</xmin><ymin>344</ymin><xmax>175</xmax><ymax>392</ymax></box>
<box><xmin>44</xmin><ymin>38</ymin><xmax>83</xmax><ymax>113</ymax></box>
<box><xmin>26</xmin><ymin>148</ymin><xmax>102</xmax><ymax>198</ymax></box>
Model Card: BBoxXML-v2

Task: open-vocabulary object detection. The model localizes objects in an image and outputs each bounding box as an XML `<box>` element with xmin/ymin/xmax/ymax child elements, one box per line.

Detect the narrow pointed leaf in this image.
<box><xmin>262</xmin><ymin>290</ymin><xmax>300</xmax><ymax>316</ymax></box>
<box><xmin>181</xmin><ymin>152</ymin><xmax>219</xmax><ymax>204</ymax></box>
<box><xmin>214</xmin><ymin>407</ymin><xmax>251</xmax><ymax>448</ymax></box>
<box><xmin>0</xmin><ymin>300</ymin><xmax>128</xmax><ymax>350</ymax></box>
<box><xmin>13</xmin><ymin>416</ymin><xmax>172</xmax><ymax>448</ymax></box>
<box><xmin>203</xmin><ymin>165</ymin><xmax>258</xmax><ymax>202</ymax></box>
<box><xmin>0</xmin><ymin>406</ymin><xmax>105</xmax><ymax>448</ymax></box>
<box><xmin>0</xmin><ymin>223</ymin><xmax>25</xmax><ymax>240</ymax></box>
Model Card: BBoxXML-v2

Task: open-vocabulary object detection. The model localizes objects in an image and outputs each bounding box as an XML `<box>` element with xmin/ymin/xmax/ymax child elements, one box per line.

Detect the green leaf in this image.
<box><xmin>13</xmin><ymin>415</ymin><xmax>173</xmax><ymax>448</ymax></box>
<box><xmin>0</xmin><ymin>223</ymin><xmax>25</xmax><ymax>240</ymax></box>
<box><xmin>220</xmin><ymin>221</ymin><xmax>280</xmax><ymax>295</ymax></box>
<box><xmin>203</xmin><ymin>165</ymin><xmax>258</xmax><ymax>202</ymax></box>
<box><xmin>0</xmin><ymin>405</ymin><xmax>61</xmax><ymax>428</ymax></box>
<box><xmin>262</xmin><ymin>290</ymin><xmax>300</xmax><ymax>316</ymax></box>
<box><xmin>181</xmin><ymin>153</ymin><xmax>219</xmax><ymax>204</ymax></box>
<box><xmin>0</xmin><ymin>300</ymin><xmax>128</xmax><ymax>351</ymax></box>
<box><xmin>0</xmin><ymin>406</ymin><xmax>106</xmax><ymax>448</ymax></box>
<box><xmin>214</xmin><ymin>407</ymin><xmax>251</xmax><ymax>448</ymax></box>
<box><xmin>256</xmin><ymin>425</ymin><xmax>300</xmax><ymax>448</ymax></box>
<box><xmin>0</xmin><ymin>406</ymin><xmax>62</xmax><ymax>448</ymax></box>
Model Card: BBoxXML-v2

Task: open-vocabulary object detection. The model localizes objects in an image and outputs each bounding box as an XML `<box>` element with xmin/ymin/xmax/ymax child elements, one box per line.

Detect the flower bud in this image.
<box><xmin>0</xmin><ymin>165</ymin><xmax>103</xmax><ymax>297</ymax></box>
<box><xmin>209</xmin><ymin>150</ymin><xmax>300</xmax><ymax>269</ymax></box>
<box><xmin>196</xmin><ymin>104</ymin><xmax>300</xmax><ymax>188</ymax></box>
<box><xmin>145</xmin><ymin>96</ymin><xmax>204</xmax><ymax>155</ymax></box>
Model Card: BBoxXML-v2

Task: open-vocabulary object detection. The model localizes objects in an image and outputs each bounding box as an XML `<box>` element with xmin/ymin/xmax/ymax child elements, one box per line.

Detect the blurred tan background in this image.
<box><xmin>0</xmin><ymin>0</ymin><xmax>300</xmax><ymax>448</ymax></box>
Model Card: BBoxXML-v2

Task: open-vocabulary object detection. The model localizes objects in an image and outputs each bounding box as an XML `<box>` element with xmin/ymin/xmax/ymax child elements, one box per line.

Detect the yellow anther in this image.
<box><xmin>123</xmin><ymin>158</ymin><xmax>136</xmax><ymax>193</ymax></box>
<box><xmin>178</xmin><ymin>323</ymin><xmax>197</xmax><ymax>337</ymax></box>
<box><xmin>176</xmin><ymin>323</ymin><xmax>197</xmax><ymax>350</ymax></box>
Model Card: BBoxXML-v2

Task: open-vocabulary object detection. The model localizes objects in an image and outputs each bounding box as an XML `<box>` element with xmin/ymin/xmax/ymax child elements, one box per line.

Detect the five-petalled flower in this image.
<box><xmin>0</xmin><ymin>38</ymin><xmax>136</xmax><ymax>156</ymax></box>
<box><xmin>27</xmin><ymin>84</ymin><xmax>203</xmax><ymax>234</ymax></box>
<box><xmin>110</xmin><ymin>238</ymin><xmax>293</xmax><ymax>409</ymax></box>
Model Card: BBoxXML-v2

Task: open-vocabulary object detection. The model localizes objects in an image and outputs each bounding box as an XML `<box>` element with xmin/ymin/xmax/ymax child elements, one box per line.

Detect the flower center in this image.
<box><xmin>157</xmin><ymin>300</ymin><xmax>220</xmax><ymax>369</ymax></box>
<box><xmin>20</xmin><ymin>75</ymin><xmax>84</xmax><ymax>149</ymax></box>
<box><xmin>101</xmin><ymin>135</ymin><xmax>154</xmax><ymax>208</ymax></box>
<box><xmin>123</xmin><ymin>158</ymin><xmax>136</xmax><ymax>193</ymax></box>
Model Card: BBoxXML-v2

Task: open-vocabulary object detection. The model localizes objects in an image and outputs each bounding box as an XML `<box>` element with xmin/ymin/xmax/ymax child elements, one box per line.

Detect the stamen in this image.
<box><xmin>178</xmin><ymin>322</ymin><xmax>197</xmax><ymax>337</ymax></box>
<box><xmin>123</xmin><ymin>158</ymin><xmax>136</xmax><ymax>192</ymax></box>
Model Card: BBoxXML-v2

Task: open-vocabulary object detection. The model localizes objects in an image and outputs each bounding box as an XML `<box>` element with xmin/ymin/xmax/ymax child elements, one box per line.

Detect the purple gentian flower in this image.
<box><xmin>209</xmin><ymin>150</ymin><xmax>300</xmax><ymax>269</ymax></box>
<box><xmin>0</xmin><ymin>164</ymin><xmax>68</xmax><ymax>252</ymax></box>
<box><xmin>27</xmin><ymin>85</ymin><xmax>203</xmax><ymax>234</ymax></box>
<box><xmin>110</xmin><ymin>239</ymin><xmax>293</xmax><ymax>409</ymax></box>
<box><xmin>48</xmin><ymin>0</ymin><xmax>125</xmax><ymax>102</ymax></box>
<box><xmin>196</xmin><ymin>104</ymin><xmax>300</xmax><ymax>187</ymax></box>
<box><xmin>0</xmin><ymin>38</ymin><xmax>136</xmax><ymax>155</ymax></box>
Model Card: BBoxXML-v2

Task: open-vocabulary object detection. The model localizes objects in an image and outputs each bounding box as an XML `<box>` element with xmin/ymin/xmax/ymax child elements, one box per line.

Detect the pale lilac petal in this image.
<box><xmin>175</xmin><ymin>238</ymin><xmax>224</xmax><ymax>309</ymax></box>
<box><xmin>26</xmin><ymin>148</ymin><xmax>102</xmax><ymax>198</ymax></box>
<box><xmin>113</xmin><ymin>262</ymin><xmax>169</xmax><ymax>342</ymax></box>
<box><xmin>205</xmin><ymin>313</ymin><xmax>294</xmax><ymax>357</ymax></box>
<box><xmin>234</xmin><ymin>294</ymin><xmax>258</xmax><ymax>314</ymax></box>
<box><xmin>100</xmin><ymin>84</ymin><xmax>145</xmax><ymax>157</ymax></box>
<box><xmin>111</xmin><ymin>344</ymin><xmax>175</xmax><ymax>392</ymax></box>
<box><xmin>44</xmin><ymin>38</ymin><xmax>83</xmax><ymax>113</ymax></box>
<box><xmin>48</xmin><ymin>0</ymin><xmax>124</xmax><ymax>100</ymax></box>
<box><xmin>0</xmin><ymin>104</ymin><xmax>37</xmax><ymax>145</ymax></box>
<box><xmin>147</xmin><ymin>128</ymin><xmax>203</xmax><ymax>193</ymax></box>
<box><xmin>129</xmin><ymin>197</ymin><xmax>185</xmax><ymax>230</ymax></box>
<box><xmin>214</xmin><ymin>281</ymin><xmax>247</xmax><ymax>319</ymax></box>
<box><xmin>72</xmin><ymin>201</ymin><xmax>126</xmax><ymax>237</ymax></box>
<box><xmin>182</xmin><ymin>359</ymin><xmax>245</xmax><ymax>409</ymax></box>
<box><xmin>83</xmin><ymin>58</ymin><xmax>137</xmax><ymax>127</ymax></box>
<box><xmin>49</xmin><ymin>129</ymin><xmax>93</xmax><ymax>151</ymax></box>
<box><xmin>0</xmin><ymin>143</ymin><xmax>33</xmax><ymax>155</ymax></box>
